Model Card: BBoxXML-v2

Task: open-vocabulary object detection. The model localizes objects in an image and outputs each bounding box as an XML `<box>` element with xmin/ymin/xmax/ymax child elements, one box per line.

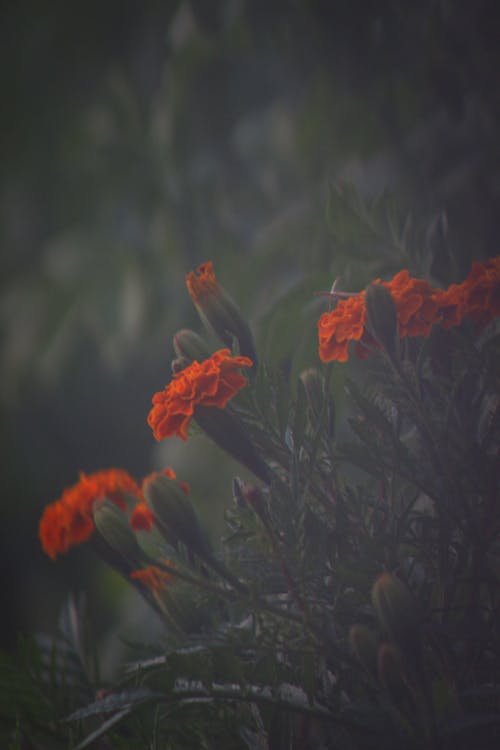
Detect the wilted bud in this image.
<box><xmin>143</xmin><ymin>474</ymin><xmax>213</xmax><ymax>561</ymax></box>
<box><xmin>371</xmin><ymin>572</ymin><xmax>421</xmax><ymax>651</ymax></box>
<box><xmin>349</xmin><ymin>624</ymin><xmax>379</xmax><ymax>679</ymax></box>
<box><xmin>173</xmin><ymin>329</ymin><xmax>212</xmax><ymax>363</ymax></box>
<box><xmin>186</xmin><ymin>261</ymin><xmax>258</xmax><ymax>367</ymax></box>
<box><xmin>93</xmin><ymin>500</ymin><xmax>145</xmax><ymax>568</ymax></box>
<box><xmin>365</xmin><ymin>283</ymin><xmax>398</xmax><ymax>356</ymax></box>
<box><xmin>195</xmin><ymin>406</ymin><xmax>271</xmax><ymax>485</ymax></box>
<box><xmin>299</xmin><ymin>367</ymin><xmax>335</xmax><ymax>438</ymax></box>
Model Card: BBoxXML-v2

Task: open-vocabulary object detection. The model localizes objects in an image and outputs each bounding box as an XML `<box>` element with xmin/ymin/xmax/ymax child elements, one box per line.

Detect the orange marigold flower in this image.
<box><xmin>39</xmin><ymin>469</ymin><xmax>140</xmax><ymax>559</ymax></box>
<box><xmin>383</xmin><ymin>270</ymin><xmax>439</xmax><ymax>339</ymax></box>
<box><xmin>460</xmin><ymin>256</ymin><xmax>500</xmax><ymax>326</ymax></box>
<box><xmin>185</xmin><ymin>261</ymin><xmax>218</xmax><ymax>303</ymax></box>
<box><xmin>147</xmin><ymin>348</ymin><xmax>252</xmax><ymax>441</ymax></box>
<box><xmin>130</xmin><ymin>564</ymin><xmax>173</xmax><ymax>594</ymax></box>
<box><xmin>317</xmin><ymin>258</ymin><xmax>500</xmax><ymax>363</ymax></box>
<box><xmin>434</xmin><ymin>283</ymin><xmax>465</xmax><ymax>330</ymax></box>
<box><xmin>318</xmin><ymin>292</ymin><xmax>367</xmax><ymax>363</ymax></box>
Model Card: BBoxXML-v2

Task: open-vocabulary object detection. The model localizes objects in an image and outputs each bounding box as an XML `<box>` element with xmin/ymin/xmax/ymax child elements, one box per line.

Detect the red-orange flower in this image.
<box><xmin>130</xmin><ymin>564</ymin><xmax>173</xmax><ymax>594</ymax></box>
<box><xmin>148</xmin><ymin>348</ymin><xmax>253</xmax><ymax>441</ymax></box>
<box><xmin>317</xmin><ymin>259</ymin><xmax>500</xmax><ymax>363</ymax></box>
<box><xmin>39</xmin><ymin>469</ymin><xmax>140</xmax><ymax>559</ymax></box>
<box><xmin>318</xmin><ymin>271</ymin><xmax>442</xmax><ymax>363</ymax></box>
<box><xmin>186</xmin><ymin>261</ymin><xmax>218</xmax><ymax>303</ymax></box>
<box><xmin>318</xmin><ymin>292</ymin><xmax>367</xmax><ymax>363</ymax></box>
<box><xmin>460</xmin><ymin>256</ymin><xmax>500</xmax><ymax>326</ymax></box>
<box><xmin>383</xmin><ymin>270</ymin><xmax>439</xmax><ymax>339</ymax></box>
<box><xmin>130</xmin><ymin>467</ymin><xmax>190</xmax><ymax>532</ymax></box>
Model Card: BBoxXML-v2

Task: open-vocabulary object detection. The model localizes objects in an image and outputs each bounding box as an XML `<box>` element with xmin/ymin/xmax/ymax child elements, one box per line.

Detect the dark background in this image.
<box><xmin>1</xmin><ymin>0</ymin><xmax>499</xmax><ymax>655</ymax></box>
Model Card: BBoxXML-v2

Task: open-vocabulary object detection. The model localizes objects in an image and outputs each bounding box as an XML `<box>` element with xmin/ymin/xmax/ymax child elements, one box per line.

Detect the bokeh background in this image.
<box><xmin>1</xmin><ymin>0</ymin><xmax>499</xmax><ymax>661</ymax></box>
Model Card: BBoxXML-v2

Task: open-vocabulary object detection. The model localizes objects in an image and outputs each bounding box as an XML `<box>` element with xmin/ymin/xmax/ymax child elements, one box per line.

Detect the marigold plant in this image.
<box><xmin>28</xmin><ymin>251</ymin><xmax>500</xmax><ymax>750</ymax></box>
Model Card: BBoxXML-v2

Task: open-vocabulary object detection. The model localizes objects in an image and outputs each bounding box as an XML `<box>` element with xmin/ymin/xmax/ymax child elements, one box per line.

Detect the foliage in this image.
<box><xmin>3</xmin><ymin>218</ymin><xmax>499</xmax><ymax>748</ymax></box>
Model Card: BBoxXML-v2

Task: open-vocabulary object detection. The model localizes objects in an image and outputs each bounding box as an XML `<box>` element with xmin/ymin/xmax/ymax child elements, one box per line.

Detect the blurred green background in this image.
<box><xmin>1</xmin><ymin>0</ymin><xmax>499</xmax><ymax>658</ymax></box>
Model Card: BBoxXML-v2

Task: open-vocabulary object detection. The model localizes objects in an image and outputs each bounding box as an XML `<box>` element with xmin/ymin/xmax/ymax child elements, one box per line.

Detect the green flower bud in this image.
<box><xmin>378</xmin><ymin>643</ymin><xmax>405</xmax><ymax>688</ymax></box>
<box><xmin>194</xmin><ymin>406</ymin><xmax>271</xmax><ymax>485</ymax></box>
<box><xmin>143</xmin><ymin>474</ymin><xmax>213</xmax><ymax>561</ymax></box>
<box><xmin>186</xmin><ymin>261</ymin><xmax>258</xmax><ymax>367</ymax></box>
<box><xmin>173</xmin><ymin>329</ymin><xmax>212</xmax><ymax>363</ymax></box>
<box><xmin>371</xmin><ymin>572</ymin><xmax>421</xmax><ymax>651</ymax></box>
<box><xmin>349</xmin><ymin>624</ymin><xmax>379</xmax><ymax>678</ymax></box>
<box><xmin>93</xmin><ymin>500</ymin><xmax>145</xmax><ymax>569</ymax></box>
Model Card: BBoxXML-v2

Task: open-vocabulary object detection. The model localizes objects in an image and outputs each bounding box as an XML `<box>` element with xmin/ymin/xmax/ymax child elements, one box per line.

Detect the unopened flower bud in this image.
<box><xmin>371</xmin><ymin>572</ymin><xmax>421</xmax><ymax>650</ymax></box>
<box><xmin>173</xmin><ymin>329</ymin><xmax>212</xmax><ymax>363</ymax></box>
<box><xmin>377</xmin><ymin>643</ymin><xmax>412</xmax><ymax>701</ymax></box>
<box><xmin>93</xmin><ymin>500</ymin><xmax>145</xmax><ymax>568</ymax></box>
<box><xmin>194</xmin><ymin>406</ymin><xmax>271</xmax><ymax>485</ymax></box>
<box><xmin>365</xmin><ymin>283</ymin><xmax>398</xmax><ymax>356</ymax></box>
<box><xmin>186</xmin><ymin>261</ymin><xmax>258</xmax><ymax>367</ymax></box>
<box><xmin>143</xmin><ymin>474</ymin><xmax>213</xmax><ymax>561</ymax></box>
<box><xmin>349</xmin><ymin>624</ymin><xmax>379</xmax><ymax>678</ymax></box>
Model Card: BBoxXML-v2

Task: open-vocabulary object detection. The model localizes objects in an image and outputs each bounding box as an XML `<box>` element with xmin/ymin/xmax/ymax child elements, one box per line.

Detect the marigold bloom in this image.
<box><xmin>460</xmin><ymin>256</ymin><xmax>500</xmax><ymax>326</ymax></box>
<box><xmin>130</xmin><ymin>564</ymin><xmax>173</xmax><ymax>594</ymax></box>
<box><xmin>148</xmin><ymin>348</ymin><xmax>252</xmax><ymax>441</ymax></box>
<box><xmin>434</xmin><ymin>283</ymin><xmax>465</xmax><ymax>330</ymax></box>
<box><xmin>383</xmin><ymin>270</ymin><xmax>439</xmax><ymax>339</ymax></box>
<box><xmin>130</xmin><ymin>467</ymin><xmax>190</xmax><ymax>532</ymax></box>
<box><xmin>318</xmin><ymin>292</ymin><xmax>367</xmax><ymax>363</ymax></box>
<box><xmin>318</xmin><ymin>271</ymin><xmax>441</xmax><ymax>363</ymax></box>
<box><xmin>39</xmin><ymin>469</ymin><xmax>140</xmax><ymax>559</ymax></box>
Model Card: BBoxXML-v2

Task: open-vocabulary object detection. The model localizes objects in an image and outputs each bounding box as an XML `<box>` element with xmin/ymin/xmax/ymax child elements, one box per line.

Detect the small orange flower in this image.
<box><xmin>39</xmin><ymin>469</ymin><xmax>140</xmax><ymax>559</ymax></box>
<box><xmin>186</xmin><ymin>261</ymin><xmax>258</xmax><ymax>364</ymax></box>
<box><xmin>185</xmin><ymin>261</ymin><xmax>218</xmax><ymax>304</ymax></box>
<box><xmin>130</xmin><ymin>467</ymin><xmax>190</xmax><ymax>532</ymax></box>
<box><xmin>318</xmin><ymin>292</ymin><xmax>367</xmax><ymax>363</ymax></box>
<box><xmin>148</xmin><ymin>348</ymin><xmax>253</xmax><ymax>441</ymax></box>
<box><xmin>129</xmin><ymin>502</ymin><xmax>154</xmax><ymax>532</ymax></box>
<box><xmin>130</xmin><ymin>564</ymin><xmax>173</xmax><ymax>594</ymax></box>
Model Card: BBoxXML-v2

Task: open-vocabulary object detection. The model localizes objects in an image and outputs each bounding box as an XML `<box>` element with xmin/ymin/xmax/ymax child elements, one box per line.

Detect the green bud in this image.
<box><xmin>371</xmin><ymin>572</ymin><xmax>421</xmax><ymax>650</ymax></box>
<box><xmin>378</xmin><ymin>643</ymin><xmax>404</xmax><ymax>688</ymax></box>
<box><xmin>194</xmin><ymin>406</ymin><xmax>271</xmax><ymax>485</ymax></box>
<box><xmin>93</xmin><ymin>500</ymin><xmax>145</xmax><ymax>568</ymax></box>
<box><xmin>365</xmin><ymin>283</ymin><xmax>398</xmax><ymax>356</ymax></box>
<box><xmin>143</xmin><ymin>474</ymin><xmax>213</xmax><ymax>561</ymax></box>
<box><xmin>349</xmin><ymin>624</ymin><xmax>379</xmax><ymax>678</ymax></box>
<box><xmin>173</xmin><ymin>329</ymin><xmax>212</xmax><ymax>363</ymax></box>
<box><xmin>186</xmin><ymin>261</ymin><xmax>258</xmax><ymax>367</ymax></box>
